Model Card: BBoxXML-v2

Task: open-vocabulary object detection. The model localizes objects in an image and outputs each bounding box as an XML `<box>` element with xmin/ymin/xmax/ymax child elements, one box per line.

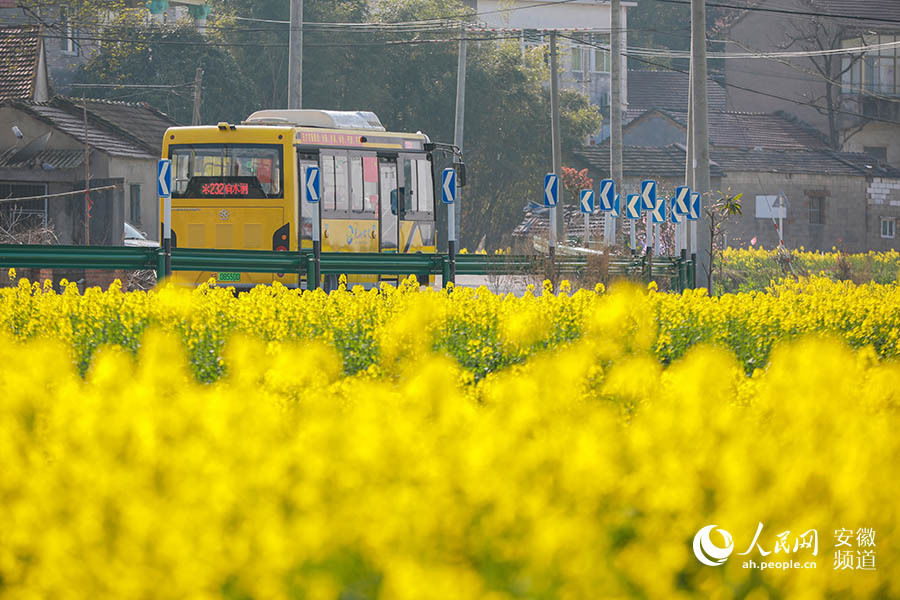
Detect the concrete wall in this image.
<box><xmin>718</xmin><ymin>171</ymin><xmax>900</xmax><ymax>252</ymax></box>
<box><xmin>108</xmin><ymin>156</ymin><xmax>160</xmax><ymax>239</ymax></box>
<box><xmin>841</xmin><ymin>121</ymin><xmax>900</xmax><ymax>168</ymax></box>
<box><xmin>624</xmin><ymin>115</ymin><xmax>684</xmax><ymax>147</ymax></box>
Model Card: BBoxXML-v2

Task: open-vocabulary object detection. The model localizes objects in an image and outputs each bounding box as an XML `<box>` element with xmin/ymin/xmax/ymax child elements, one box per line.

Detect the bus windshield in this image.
<box><xmin>170</xmin><ymin>144</ymin><xmax>283</xmax><ymax>199</ymax></box>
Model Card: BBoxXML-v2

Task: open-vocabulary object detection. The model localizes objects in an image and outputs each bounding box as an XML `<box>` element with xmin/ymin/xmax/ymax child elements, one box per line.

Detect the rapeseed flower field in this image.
<box><xmin>0</xmin><ymin>271</ymin><xmax>897</xmax><ymax>598</ymax></box>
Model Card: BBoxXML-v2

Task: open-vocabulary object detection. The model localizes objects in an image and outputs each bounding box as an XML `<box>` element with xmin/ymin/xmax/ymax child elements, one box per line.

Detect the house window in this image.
<box><xmin>570</xmin><ymin>46</ymin><xmax>584</xmax><ymax>72</ymax></box>
<box><xmin>60</xmin><ymin>7</ymin><xmax>79</xmax><ymax>55</ymax></box>
<box><xmin>882</xmin><ymin>217</ymin><xmax>896</xmax><ymax>239</ymax></box>
<box><xmin>864</xmin><ymin>146</ymin><xmax>888</xmax><ymax>162</ymax></box>
<box><xmin>0</xmin><ymin>182</ymin><xmax>48</xmax><ymax>235</ymax></box>
<box><xmin>842</xmin><ymin>34</ymin><xmax>899</xmax><ymax>96</ymax></box>
<box><xmin>808</xmin><ymin>193</ymin><xmax>826</xmax><ymax>225</ymax></box>
<box><xmin>130</xmin><ymin>184</ymin><xmax>142</xmax><ymax>225</ymax></box>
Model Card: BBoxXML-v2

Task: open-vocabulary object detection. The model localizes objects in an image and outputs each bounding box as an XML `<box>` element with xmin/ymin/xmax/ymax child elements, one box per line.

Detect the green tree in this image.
<box><xmin>73</xmin><ymin>20</ymin><xmax>255</xmax><ymax>125</ymax></box>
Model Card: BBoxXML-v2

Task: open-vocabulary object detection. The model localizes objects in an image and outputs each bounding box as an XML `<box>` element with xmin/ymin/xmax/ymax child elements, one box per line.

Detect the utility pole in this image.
<box><xmin>550</xmin><ymin>31</ymin><xmax>563</xmax><ymax>250</ymax></box>
<box><xmin>453</xmin><ymin>29</ymin><xmax>466</xmax><ymax>251</ymax></box>
<box><xmin>82</xmin><ymin>94</ymin><xmax>90</xmax><ymax>245</ymax></box>
<box><xmin>192</xmin><ymin>67</ymin><xmax>203</xmax><ymax>126</ymax></box>
<box><xmin>610</xmin><ymin>0</ymin><xmax>623</xmax><ymax>248</ymax></box>
<box><xmin>288</xmin><ymin>0</ymin><xmax>303</xmax><ymax>109</ymax></box>
<box><xmin>691</xmin><ymin>0</ymin><xmax>712</xmax><ymax>290</ymax></box>
<box><xmin>684</xmin><ymin>59</ymin><xmax>693</xmax><ymax>261</ymax></box>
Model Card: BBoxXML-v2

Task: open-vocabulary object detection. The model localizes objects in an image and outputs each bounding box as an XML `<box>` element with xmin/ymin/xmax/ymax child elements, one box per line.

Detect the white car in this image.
<box><xmin>124</xmin><ymin>222</ymin><xmax>159</xmax><ymax>248</ymax></box>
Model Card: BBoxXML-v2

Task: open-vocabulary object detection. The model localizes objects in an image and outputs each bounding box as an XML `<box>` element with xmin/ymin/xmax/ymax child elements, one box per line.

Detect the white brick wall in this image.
<box><xmin>867</xmin><ymin>178</ymin><xmax>900</xmax><ymax>205</ymax></box>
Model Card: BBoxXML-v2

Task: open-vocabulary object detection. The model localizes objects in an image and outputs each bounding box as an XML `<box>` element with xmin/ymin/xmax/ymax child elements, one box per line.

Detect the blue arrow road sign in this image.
<box><xmin>544</xmin><ymin>173</ymin><xmax>558</xmax><ymax>207</ymax></box>
<box><xmin>580</xmin><ymin>190</ymin><xmax>594</xmax><ymax>214</ymax></box>
<box><xmin>674</xmin><ymin>186</ymin><xmax>690</xmax><ymax>215</ymax></box>
<box><xmin>610</xmin><ymin>194</ymin><xmax>620</xmax><ymax>217</ymax></box>
<box><xmin>688</xmin><ymin>192</ymin><xmax>701</xmax><ymax>221</ymax></box>
<box><xmin>157</xmin><ymin>159</ymin><xmax>171</xmax><ymax>198</ymax></box>
<box><xmin>626</xmin><ymin>194</ymin><xmax>641</xmax><ymax>219</ymax></box>
<box><xmin>305</xmin><ymin>166</ymin><xmax>321</xmax><ymax>203</ymax></box>
<box><xmin>441</xmin><ymin>168</ymin><xmax>456</xmax><ymax>204</ymax></box>
<box><xmin>598</xmin><ymin>179</ymin><xmax>615</xmax><ymax>211</ymax></box>
<box><xmin>640</xmin><ymin>180</ymin><xmax>657</xmax><ymax>211</ymax></box>
<box><xmin>670</xmin><ymin>198</ymin><xmax>684</xmax><ymax>224</ymax></box>
<box><xmin>651</xmin><ymin>195</ymin><xmax>666</xmax><ymax>223</ymax></box>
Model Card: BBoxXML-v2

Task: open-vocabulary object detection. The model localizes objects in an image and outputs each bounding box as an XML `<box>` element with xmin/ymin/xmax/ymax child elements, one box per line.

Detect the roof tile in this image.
<box><xmin>0</xmin><ymin>25</ymin><xmax>40</xmax><ymax>101</ymax></box>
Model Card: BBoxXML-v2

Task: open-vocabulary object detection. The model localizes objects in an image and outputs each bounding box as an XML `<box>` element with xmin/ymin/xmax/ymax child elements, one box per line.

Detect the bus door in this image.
<box><xmin>378</xmin><ymin>157</ymin><xmax>399</xmax><ymax>253</ymax></box>
<box><xmin>297</xmin><ymin>152</ymin><xmax>319</xmax><ymax>249</ymax></box>
<box><xmin>399</xmin><ymin>153</ymin><xmax>436</xmax><ymax>254</ymax></box>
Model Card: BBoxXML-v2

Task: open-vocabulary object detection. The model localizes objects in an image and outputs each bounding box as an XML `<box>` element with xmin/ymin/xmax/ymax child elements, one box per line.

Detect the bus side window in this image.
<box><xmin>363</xmin><ymin>156</ymin><xmax>378</xmax><ymax>213</ymax></box>
<box><xmin>349</xmin><ymin>156</ymin><xmax>364</xmax><ymax>212</ymax></box>
<box><xmin>334</xmin><ymin>154</ymin><xmax>349</xmax><ymax>211</ymax></box>
<box><xmin>403</xmin><ymin>160</ymin><xmax>415</xmax><ymax>213</ymax></box>
<box><xmin>416</xmin><ymin>159</ymin><xmax>433</xmax><ymax>213</ymax></box>
<box><xmin>321</xmin><ymin>155</ymin><xmax>336</xmax><ymax>211</ymax></box>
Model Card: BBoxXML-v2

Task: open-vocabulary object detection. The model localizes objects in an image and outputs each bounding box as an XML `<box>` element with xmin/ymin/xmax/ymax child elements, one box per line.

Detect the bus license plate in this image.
<box><xmin>217</xmin><ymin>272</ymin><xmax>241</xmax><ymax>282</ymax></box>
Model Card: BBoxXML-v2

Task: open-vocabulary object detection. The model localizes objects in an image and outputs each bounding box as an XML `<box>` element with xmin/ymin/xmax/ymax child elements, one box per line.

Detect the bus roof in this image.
<box><xmin>244</xmin><ymin>109</ymin><xmax>386</xmax><ymax>131</ymax></box>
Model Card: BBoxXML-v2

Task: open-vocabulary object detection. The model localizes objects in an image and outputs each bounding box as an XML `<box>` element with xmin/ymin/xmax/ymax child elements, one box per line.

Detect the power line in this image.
<box><xmin>562</xmin><ymin>33</ymin><xmax>900</xmax><ymax>129</ymax></box>
<box><xmin>655</xmin><ymin>0</ymin><xmax>900</xmax><ymax>26</ymax></box>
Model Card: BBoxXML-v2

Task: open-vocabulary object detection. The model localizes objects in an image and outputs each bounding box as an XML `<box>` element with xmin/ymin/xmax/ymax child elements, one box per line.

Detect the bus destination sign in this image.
<box><xmin>201</xmin><ymin>182</ymin><xmax>250</xmax><ymax>197</ymax></box>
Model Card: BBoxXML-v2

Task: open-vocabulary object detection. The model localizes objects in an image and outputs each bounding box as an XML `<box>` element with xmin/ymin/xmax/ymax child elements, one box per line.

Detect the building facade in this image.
<box><xmin>474</xmin><ymin>0</ymin><xmax>634</xmax><ymax>111</ymax></box>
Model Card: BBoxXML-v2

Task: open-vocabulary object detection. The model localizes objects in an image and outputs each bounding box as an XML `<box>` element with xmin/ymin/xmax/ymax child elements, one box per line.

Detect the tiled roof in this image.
<box><xmin>809</xmin><ymin>0</ymin><xmax>900</xmax><ymax>25</ymax></box>
<box><xmin>712</xmin><ymin>148</ymin><xmax>900</xmax><ymax>177</ymax></box>
<box><xmin>0</xmin><ymin>148</ymin><xmax>85</xmax><ymax>169</ymax></box>
<box><xmin>0</xmin><ymin>25</ymin><xmax>40</xmax><ymax>101</ymax></box>
<box><xmin>7</xmin><ymin>99</ymin><xmax>157</xmax><ymax>159</ymax></box>
<box><xmin>513</xmin><ymin>203</ymin><xmax>608</xmax><ymax>240</ymax></box>
<box><xmin>575</xmin><ymin>144</ymin><xmax>900</xmax><ymax>179</ymax></box>
<box><xmin>627</xmin><ymin>70</ymin><xmax>728</xmax><ymax>113</ymax></box>
<box><xmin>576</xmin><ymin>144</ymin><xmax>726</xmax><ymax>178</ymax></box>
<box><xmin>624</xmin><ymin>109</ymin><xmax>830</xmax><ymax>150</ymax></box>
<box><xmin>61</xmin><ymin>97</ymin><xmax>177</xmax><ymax>154</ymax></box>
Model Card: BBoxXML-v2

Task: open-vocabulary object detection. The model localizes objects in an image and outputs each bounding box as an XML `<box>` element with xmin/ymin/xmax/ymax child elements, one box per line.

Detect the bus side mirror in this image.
<box><xmin>454</xmin><ymin>162</ymin><xmax>466</xmax><ymax>187</ymax></box>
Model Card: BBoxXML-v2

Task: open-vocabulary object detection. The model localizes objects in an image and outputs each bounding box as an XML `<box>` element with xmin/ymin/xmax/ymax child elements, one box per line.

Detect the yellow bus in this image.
<box><xmin>161</xmin><ymin>109</ymin><xmax>437</xmax><ymax>289</ymax></box>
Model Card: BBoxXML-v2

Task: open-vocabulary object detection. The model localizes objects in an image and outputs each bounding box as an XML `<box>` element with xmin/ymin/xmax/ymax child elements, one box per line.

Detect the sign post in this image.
<box><xmin>157</xmin><ymin>159</ymin><xmax>172</xmax><ymax>278</ymax></box>
<box><xmin>544</xmin><ymin>173</ymin><xmax>559</xmax><ymax>259</ymax></box>
<box><xmin>598</xmin><ymin>179</ymin><xmax>615</xmax><ymax>247</ymax></box>
<box><xmin>626</xmin><ymin>193</ymin><xmax>641</xmax><ymax>253</ymax></box>
<box><xmin>304</xmin><ymin>165</ymin><xmax>321</xmax><ymax>289</ymax></box>
<box><xmin>688</xmin><ymin>192</ymin><xmax>701</xmax><ymax>287</ymax></box>
<box><xmin>580</xmin><ymin>189</ymin><xmax>594</xmax><ymax>247</ymax></box>
<box><xmin>441</xmin><ymin>167</ymin><xmax>457</xmax><ymax>287</ymax></box>
<box><xmin>641</xmin><ymin>180</ymin><xmax>657</xmax><ymax>258</ymax></box>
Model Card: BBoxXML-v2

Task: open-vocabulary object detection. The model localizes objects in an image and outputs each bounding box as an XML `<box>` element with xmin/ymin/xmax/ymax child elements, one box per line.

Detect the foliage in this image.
<box><xmin>560</xmin><ymin>166</ymin><xmax>593</xmax><ymax>201</ymax></box>
<box><xmin>703</xmin><ymin>188</ymin><xmax>743</xmax><ymax>290</ymax></box>
<box><xmin>715</xmin><ymin>247</ymin><xmax>900</xmax><ymax>294</ymax></box>
<box><xmin>0</xmin><ymin>276</ymin><xmax>899</xmax><ymax>598</ymax></box>
<box><xmin>72</xmin><ymin>20</ymin><xmax>256</xmax><ymax>125</ymax></box>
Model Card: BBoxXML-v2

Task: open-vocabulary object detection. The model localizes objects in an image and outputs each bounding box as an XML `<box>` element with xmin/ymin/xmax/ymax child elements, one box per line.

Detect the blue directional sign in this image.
<box><xmin>544</xmin><ymin>173</ymin><xmax>558</xmax><ymax>207</ymax></box>
<box><xmin>157</xmin><ymin>159</ymin><xmax>172</xmax><ymax>198</ymax></box>
<box><xmin>688</xmin><ymin>192</ymin><xmax>701</xmax><ymax>221</ymax></box>
<box><xmin>670</xmin><ymin>198</ymin><xmax>684</xmax><ymax>224</ymax></box>
<box><xmin>674</xmin><ymin>186</ymin><xmax>690</xmax><ymax>215</ymax></box>
<box><xmin>598</xmin><ymin>179</ymin><xmax>615</xmax><ymax>211</ymax></box>
<box><xmin>626</xmin><ymin>194</ymin><xmax>641</xmax><ymax>219</ymax></box>
<box><xmin>305</xmin><ymin>166</ymin><xmax>321</xmax><ymax>203</ymax></box>
<box><xmin>651</xmin><ymin>195</ymin><xmax>666</xmax><ymax>224</ymax></box>
<box><xmin>580</xmin><ymin>190</ymin><xmax>594</xmax><ymax>214</ymax></box>
<box><xmin>640</xmin><ymin>180</ymin><xmax>657</xmax><ymax>211</ymax></box>
<box><xmin>441</xmin><ymin>168</ymin><xmax>456</xmax><ymax>204</ymax></box>
<box><xmin>610</xmin><ymin>194</ymin><xmax>620</xmax><ymax>218</ymax></box>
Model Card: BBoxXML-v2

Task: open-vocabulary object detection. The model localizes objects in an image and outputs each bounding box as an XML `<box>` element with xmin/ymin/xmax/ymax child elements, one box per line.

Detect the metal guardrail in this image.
<box><xmin>0</xmin><ymin>245</ymin><xmax>695</xmax><ymax>292</ymax></box>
